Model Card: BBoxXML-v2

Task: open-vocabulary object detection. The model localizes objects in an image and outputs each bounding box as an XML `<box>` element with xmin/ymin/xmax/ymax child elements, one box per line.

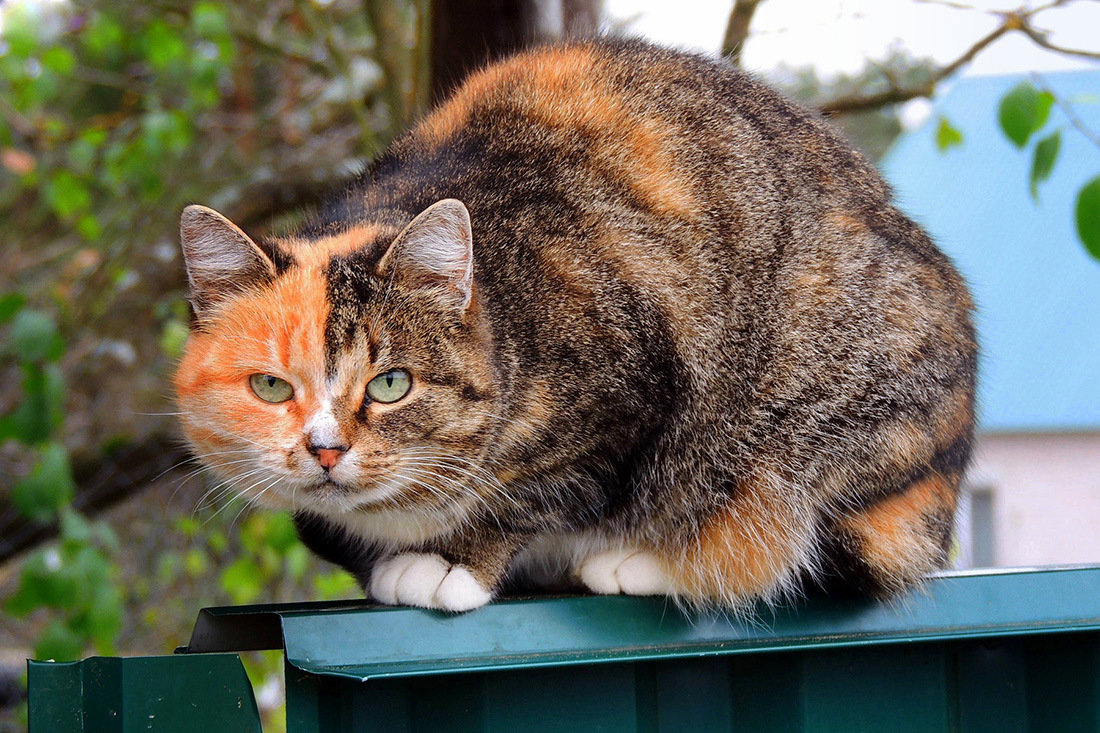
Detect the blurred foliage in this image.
<box><xmin>994</xmin><ymin>80</ymin><xmax>1100</xmax><ymax>261</ymax></box>
<box><xmin>1</xmin><ymin>301</ymin><xmax>122</xmax><ymax>664</ymax></box>
<box><xmin>934</xmin><ymin>79</ymin><xmax>1100</xmax><ymax>262</ymax></box>
<box><xmin>1</xmin><ymin>0</ymin><xmax>400</xmax><ymax>726</ymax></box>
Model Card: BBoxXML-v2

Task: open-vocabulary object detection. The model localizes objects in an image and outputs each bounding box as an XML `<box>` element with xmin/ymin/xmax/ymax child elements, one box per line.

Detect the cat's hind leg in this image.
<box><xmin>574</xmin><ymin>473</ymin><xmax>819</xmax><ymax>609</ymax></box>
<box><xmin>669</xmin><ymin>482</ymin><xmax>819</xmax><ymax>609</ymax></box>
<box><xmin>818</xmin><ymin>472</ymin><xmax>959</xmax><ymax>597</ymax></box>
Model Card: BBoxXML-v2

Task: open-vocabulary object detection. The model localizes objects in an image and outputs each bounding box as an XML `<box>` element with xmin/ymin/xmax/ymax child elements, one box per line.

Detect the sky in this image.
<box><xmin>604</xmin><ymin>0</ymin><xmax>1100</xmax><ymax>77</ymax></box>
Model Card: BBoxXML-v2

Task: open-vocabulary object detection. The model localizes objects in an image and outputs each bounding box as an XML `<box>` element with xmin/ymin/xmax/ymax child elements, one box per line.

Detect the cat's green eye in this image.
<box><xmin>249</xmin><ymin>373</ymin><xmax>294</xmax><ymax>403</ymax></box>
<box><xmin>367</xmin><ymin>369</ymin><xmax>412</xmax><ymax>404</ymax></box>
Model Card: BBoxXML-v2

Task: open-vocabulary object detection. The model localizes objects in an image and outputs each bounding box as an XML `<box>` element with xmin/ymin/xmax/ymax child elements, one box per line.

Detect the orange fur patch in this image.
<box><xmin>826</xmin><ymin>211</ymin><xmax>869</xmax><ymax>234</ymax></box>
<box><xmin>280</xmin><ymin>223</ymin><xmax>384</xmax><ymax>267</ymax></box>
<box><xmin>416</xmin><ymin>46</ymin><xmax>698</xmax><ymax>220</ymax></box>
<box><xmin>674</xmin><ymin>476</ymin><xmax>811</xmax><ymax>604</ymax></box>
<box><xmin>175</xmin><ymin>265</ymin><xmax>332</xmax><ymax>452</ymax></box>
<box><xmin>418</xmin><ymin>47</ymin><xmax>597</xmax><ymax>144</ymax></box>
<box><xmin>839</xmin><ymin>474</ymin><xmax>956</xmax><ymax>583</ymax></box>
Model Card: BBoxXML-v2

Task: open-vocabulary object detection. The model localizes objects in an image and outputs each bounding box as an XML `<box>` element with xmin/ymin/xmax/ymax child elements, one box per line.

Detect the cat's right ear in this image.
<box><xmin>377</xmin><ymin>199</ymin><xmax>474</xmax><ymax>312</ymax></box>
<box><xmin>180</xmin><ymin>205</ymin><xmax>276</xmax><ymax>318</ymax></box>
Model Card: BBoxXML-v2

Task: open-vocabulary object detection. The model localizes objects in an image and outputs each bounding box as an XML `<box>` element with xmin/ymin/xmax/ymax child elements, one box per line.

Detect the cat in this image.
<box><xmin>174</xmin><ymin>38</ymin><xmax>977</xmax><ymax>613</ymax></box>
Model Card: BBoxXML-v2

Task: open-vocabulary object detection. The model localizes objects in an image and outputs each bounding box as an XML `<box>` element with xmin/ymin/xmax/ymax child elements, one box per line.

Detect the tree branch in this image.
<box><xmin>1018</xmin><ymin>24</ymin><xmax>1100</xmax><ymax>61</ymax></box>
<box><xmin>818</xmin><ymin>2</ymin><xmax>1098</xmax><ymax>117</ymax></box>
<box><xmin>820</xmin><ymin>18</ymin><xmax>1011</xmax><ymax>115</ymax></box>
<box><xmin>722</xmin><ymin>0</ymin><xmax>765</xmax><ymax>66</ymax></box>
<box><xmin>233</xmin><ymin>28</ymin><xmax>333</xmax><ymax>74</ymax></box>
<box><xmin>1032</xmin><ymin>71</ymin><xmax>1100</xmax><ymax>151</ymax></box>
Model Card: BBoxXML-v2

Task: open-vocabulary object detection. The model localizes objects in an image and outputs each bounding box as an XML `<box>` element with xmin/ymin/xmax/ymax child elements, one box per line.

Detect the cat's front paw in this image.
<box><xmin>370</xmin><ymin>553</ymin><xmax>492</xmax><ymax>612</ymax></box>
<box><xmin>578</xmin><ymin>549</ymin><xmax>671</xmax><ymax>596</ymax></box>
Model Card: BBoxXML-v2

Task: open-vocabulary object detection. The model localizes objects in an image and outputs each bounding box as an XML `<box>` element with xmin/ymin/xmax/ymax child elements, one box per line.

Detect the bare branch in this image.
<box><xmin>233</xmin><ymin>28</ymin><xmax>332</xmax><ymax>75</ymax></box>
<box><xmin>820</xmin><ymin>19</ymin><xmax>1012</xmax><ymax>115</ymax></box>
<box><xmin>819</xmin><ymin>1</ymin><xmax>1099</xmax><ymax>117</ymax></box>
<box><xmin>1018</xmin><ymin>24</ymin><xmax>1100</xmax><ymax>61</ymax></box>
<box><xmin>722</xmin><ymin>0</ymin><xmax>765</xmax><ymax>66</ymax></box>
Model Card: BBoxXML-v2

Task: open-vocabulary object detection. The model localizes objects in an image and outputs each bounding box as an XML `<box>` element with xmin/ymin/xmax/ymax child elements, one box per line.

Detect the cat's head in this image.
<box><xmin>174</xmin><ymin>199</ymin><xmax>499</xmax><ymax>534</ymax></box>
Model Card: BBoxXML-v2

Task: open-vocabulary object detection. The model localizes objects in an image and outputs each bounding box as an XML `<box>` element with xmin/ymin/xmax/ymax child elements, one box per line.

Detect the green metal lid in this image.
<box><xmin>180</xmin><ymin>566</ymin><xmax>1100</xmax><ymax>683</ymax></box>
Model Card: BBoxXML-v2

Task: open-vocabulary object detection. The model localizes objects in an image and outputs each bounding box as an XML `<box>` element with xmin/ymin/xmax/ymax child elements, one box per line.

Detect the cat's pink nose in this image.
<box><xmin>312</xmin><ymin>446</ymin><xmax>347</xmax><ymax>470</ymax></box>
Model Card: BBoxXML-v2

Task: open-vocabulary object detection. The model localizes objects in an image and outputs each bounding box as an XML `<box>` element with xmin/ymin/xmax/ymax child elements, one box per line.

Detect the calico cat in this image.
<box><xmin>175</xmin><ymin>39</ymin><xmax>976</xmax><ymax>612</ymax></box>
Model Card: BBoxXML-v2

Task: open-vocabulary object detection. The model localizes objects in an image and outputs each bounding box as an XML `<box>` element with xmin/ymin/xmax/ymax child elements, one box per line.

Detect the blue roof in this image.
<box><xmin>880</xmin><ymin>71</ymin><xmax>1100</xmax><ymax>433</ymax></box>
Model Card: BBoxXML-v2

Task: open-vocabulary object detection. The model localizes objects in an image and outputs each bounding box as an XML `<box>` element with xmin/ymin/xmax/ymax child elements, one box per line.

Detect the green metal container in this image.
<box><xmin>28</xmin><ymin>566</ymin><xmax>1100</xmax><ymax>732</ymax></box>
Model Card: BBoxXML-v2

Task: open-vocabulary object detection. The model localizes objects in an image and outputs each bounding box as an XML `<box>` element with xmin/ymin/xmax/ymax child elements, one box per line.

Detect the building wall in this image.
<box><xmin>965</xmin><ymin>433</ymin><xmax>1100</xmax><ymax>568</ymax></box>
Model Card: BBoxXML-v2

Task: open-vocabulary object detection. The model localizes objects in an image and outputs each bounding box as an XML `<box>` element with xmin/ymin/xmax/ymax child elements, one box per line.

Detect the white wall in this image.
<box><xmin>965</xmin><ymin>433</ymin><xmax>1100</xmax><ymax>567</ymax></box>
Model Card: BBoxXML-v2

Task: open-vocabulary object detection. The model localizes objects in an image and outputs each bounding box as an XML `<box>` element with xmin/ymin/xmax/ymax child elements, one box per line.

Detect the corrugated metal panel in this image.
<box><xmin>29</xmin><ymin>567</ymin><xmax>1100</xmax><ymax>732</ymax></box>
<box><xmin>27</xmin><ymin>654</ymin><xmax>262</xmax><ymax>733</ymax></box>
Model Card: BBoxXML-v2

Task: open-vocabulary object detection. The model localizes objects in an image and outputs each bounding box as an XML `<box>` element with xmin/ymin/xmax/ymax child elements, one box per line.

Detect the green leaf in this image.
<box><xmin>44</xmin><ymin>170</ymin><xmax>92</xmax><ymax>219</ymax></box>
<box><xmin>175</xmin><ymin>516</ymin><xmax>200</xmax><ymax>538</ymax></box>
<box><xmin>184</xmin><ymin>548</ymin><xmax>208</xmax><ymax>577</ymax></box>
<box><xmin>93</xmin><ymin>519</ymin><xmax>119</xmax><ymax>553</ymax></box>
<box><xmin>59</xmin><ymin>506</ymin><xmax>95</xmax><ymax>548</ymax></box>
<box><xmin>81</xmin><ymin>14</ymin><xmax>125</xmax><ymax>59</ymax></box>
<box><xmin>142</xmin><ymin>21</ymin><xmax>188</xmax><ymax>72</ymax></box>
<box><xmin>142</xmin><ymin>109</ymin><xmax>193</xmax><ymax>156</ymax></box>
<box><xmin>10</xmin><ymin>309</ymin><xmax>64</xmax><ymax>362</ymax></box>
<box><xmin>158</xmin><ymin>318</ymin><xmax>189</xmax><ymax>358</ymax></box>
<box><xmin>77</xmin><ymin>214</ymin><xmax>102</xmax><ymax>241</ymax></box>
<box><xmin>192</xmin><ymin>2</ymin><xmax>231</xmax><ymax>39</ymax></box>
<box><xmin>1029</xmin><ymin>130</ymin><xmax>1061</xmax><ymax>202</ymax></box>
<box><xmin>206</xmin><ymin>530</ymin><xmax>228</xmax><ymax>554</ymax></box>
<box><xmin>1</xmin><ymin>7</ymin><xmax>40</xmax><ymax>58</ymax></box>
<box><xmin>935</xmin><ymin>117</ymin><xmax>963</xmax><ymax>152</ymax></box>
<box><xmin>0</xmin><ymin>292</ymin><xmax>26</xmax><ymax>324</ymax></box>
<box><xmin>312</xmin><ymin>570</ymin><xmax>358</xmax><ymax>600</ymax></box>
<box><xmin>5</xmin><ymin>548</ymin><xmax>80</xmax><ymax>614</ymax></box>
<box><xmin>9</xmin><ymin>363</ymin><xmax>66</xmax><ymax>443</ymax></box>
<box><xmin>1076</xmin><ymin>174</ymin><xmax>1100</xmax><ymax>262</ymax></box>
<box><xmin>12</xmin><ymin>443</ymin><xmax>76</xmax><ymax>522</ymax></box>
<box><xmin>40</xmin><ymin>47</ymin><xmax>75</xmax><ymax>76</ymax></box>
<box><xmin>286</xmin><ymin>544</ymin><xmax>309</xmax><ymax>581</ymax></box>
<box><xmin>998</xmin><ymin>82</ymin><xmax>1054</xmax><ymax>149</ymax></box>
<box><xmin>81</xmin><ymin>584</ymin><xmax>123</xmax><ymax>652</ymax></box>
<box><xmin>67</xmin><ymin>128</ymin><xmax>107</xmax><ymax>175</ymax></box>
<box><xmin>33</xmin><ymin>620</ymin><xmax>85</xmax><ymax>662</ymax></box>
<box><xmin>220</xmin><ymin>557</ymin><xmax>264</xmax><ymax>605</ymax></box>
<box><xmin>266</xmin><ymin>512</ymin><xmax>300</xmax><ymax>553</ymax></box>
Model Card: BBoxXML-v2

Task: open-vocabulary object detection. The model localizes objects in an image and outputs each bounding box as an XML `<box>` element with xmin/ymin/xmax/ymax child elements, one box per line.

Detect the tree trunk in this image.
<box><xmin>430</xmin><ymin>0</ymin><xmax>601</xmax><ymax>103</ymax></box>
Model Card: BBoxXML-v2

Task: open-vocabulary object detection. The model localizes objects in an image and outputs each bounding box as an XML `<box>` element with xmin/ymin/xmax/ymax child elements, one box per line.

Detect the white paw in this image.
<box><xmin>578</xmin><ymin>549</ymin><xmax>670</xmax><ymax>596</ymax></box>
<box><xmin>369</xmin><ymin>553</ymin><xmax>492</xmax><ymax>611</ymax></box>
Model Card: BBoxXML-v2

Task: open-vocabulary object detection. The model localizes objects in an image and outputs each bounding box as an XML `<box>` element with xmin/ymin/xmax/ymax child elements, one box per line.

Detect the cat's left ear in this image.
<box><xmin>378</xmin><ymin>199</ymin><xmax>474</xmax><ymax>311</ymax></box>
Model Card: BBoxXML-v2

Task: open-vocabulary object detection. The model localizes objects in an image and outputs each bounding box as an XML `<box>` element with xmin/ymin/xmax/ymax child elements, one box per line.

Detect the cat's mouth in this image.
<box><xmin>307</xmin><ymin>477</ymin><xmax>353</xmax><ymax>495</ymax></box>
<box><xmin>304</xmin><ymin>475</ymin><xmax>398</xmax><ymax>508</ymax></box>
